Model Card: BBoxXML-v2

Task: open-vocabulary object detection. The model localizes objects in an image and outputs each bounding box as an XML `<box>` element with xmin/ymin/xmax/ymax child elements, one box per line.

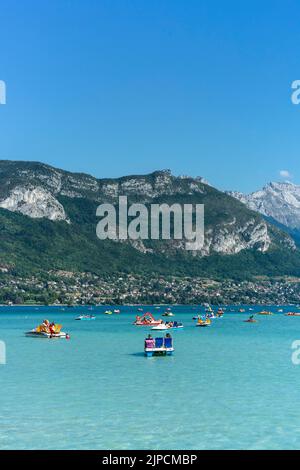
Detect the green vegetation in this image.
<box><xmin>0</xmin><ymin>160</ymin><xmax>299</xmax><ymax>284</ymax></box>
<box><xmin>0</xmin><ymin>205</ymin><xmax>300</xmax><ymax>281</ymax></box>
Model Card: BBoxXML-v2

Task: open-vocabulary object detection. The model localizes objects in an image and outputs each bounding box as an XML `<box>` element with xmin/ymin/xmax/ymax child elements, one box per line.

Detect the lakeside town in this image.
<box><xmin>1</xmin><ymin>269</ymin><xmax>300</xmax><ymax>305</ymax></box>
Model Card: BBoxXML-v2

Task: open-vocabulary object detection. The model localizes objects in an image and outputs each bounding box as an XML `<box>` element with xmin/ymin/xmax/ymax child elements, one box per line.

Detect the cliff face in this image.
<box><xmin>0</xmin><ymin>161</ymin><xmax>294</xmax><ymax>258</ymax></box>
<box><xmin>0</xmin><ymin>186</ymin><xmax>67</xmax><ymax>221</ymax></box>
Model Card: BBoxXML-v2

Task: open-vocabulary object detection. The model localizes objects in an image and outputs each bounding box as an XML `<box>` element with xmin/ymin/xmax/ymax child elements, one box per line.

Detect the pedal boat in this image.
<box><xmin>25</xmin><ymin>329</ymin><xmax>67</xmax><ymax>338</ymax></box>
<box><xmin>144</xmin><ymin>336</ymin><xmax>174</xmax><ymax>357</ymax></box>
<box><xmin>196</xmin><ymin>318</ymin><xmax>211</xmax><ymax>327</ymax></box>
<box><xmin>134</xmin><ymin>312</ymin><xmax>163</xmax><ymax>326</ymax></box>
<box><xmin>258</xmin><ymin>310</ymin><xmax>273</xmax><ymax>315</ymax></box>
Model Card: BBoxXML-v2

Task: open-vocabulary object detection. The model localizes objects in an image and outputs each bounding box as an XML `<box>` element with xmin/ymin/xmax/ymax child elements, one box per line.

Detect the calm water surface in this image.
<box><xmin>1</xmin><ymin>305</ymin><xmax>300</xmax><ymax>449</ymax></box>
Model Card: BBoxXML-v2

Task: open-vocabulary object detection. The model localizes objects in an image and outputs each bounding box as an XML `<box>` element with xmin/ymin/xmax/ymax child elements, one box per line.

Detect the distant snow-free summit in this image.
<box><xmin>228</xmin><ymin>182</ymin><xmax>300</xmax><ymax>230</ymax></box>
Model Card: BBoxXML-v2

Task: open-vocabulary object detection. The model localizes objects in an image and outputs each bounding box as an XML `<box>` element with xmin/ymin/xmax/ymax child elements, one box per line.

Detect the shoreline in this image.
<box><xmin>1</xmin><ymin>303</ymin><xmax>300</xmax><ymax>308</ymax></box>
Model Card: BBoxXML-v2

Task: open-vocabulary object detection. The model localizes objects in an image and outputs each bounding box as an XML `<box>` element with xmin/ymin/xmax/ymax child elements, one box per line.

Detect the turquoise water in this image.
<box><xmin>1</xmin><ymin>305</ymin><xmax>300</xmax><ymax>450</ymax></box>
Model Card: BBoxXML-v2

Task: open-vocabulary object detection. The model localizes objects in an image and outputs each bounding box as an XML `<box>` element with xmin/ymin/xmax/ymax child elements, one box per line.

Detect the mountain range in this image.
<box><xmin>228</xmin><ymin>182</ymin><xmax>300</xmax><ymax>244</ymax></box>
<box><xmin>0</xmin><ymin>160</ymin><xmax>299</xmax><ymax>280</ymax></box>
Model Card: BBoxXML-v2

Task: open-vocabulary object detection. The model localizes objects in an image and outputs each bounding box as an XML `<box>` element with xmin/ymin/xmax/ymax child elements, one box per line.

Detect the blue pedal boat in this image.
<box><xmin>144</xmin><ymin>335</ymin><xmax>174</xmax><ymax>357</ymax></box>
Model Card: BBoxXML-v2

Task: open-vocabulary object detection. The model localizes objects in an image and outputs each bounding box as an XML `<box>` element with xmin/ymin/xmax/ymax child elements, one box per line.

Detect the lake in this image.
<box><xmin>1</xmin><ymin>305</ymin><xmax>300</xmax><ymax>449</ymax></box>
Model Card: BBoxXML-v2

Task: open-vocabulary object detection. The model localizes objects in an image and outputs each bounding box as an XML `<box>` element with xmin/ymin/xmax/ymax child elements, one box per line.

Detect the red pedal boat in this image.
<box><xmin>134</xmin><ymin>312</ymin><xmax>163</xmax><ymax>326</ymax></box>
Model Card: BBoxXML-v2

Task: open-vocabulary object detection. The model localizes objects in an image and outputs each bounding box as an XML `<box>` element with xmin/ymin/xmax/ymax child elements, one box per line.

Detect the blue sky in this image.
<box><xmin>0</xmin><ymin>0</ymin><xmax>300</xmax><ymax>192</ymax></box>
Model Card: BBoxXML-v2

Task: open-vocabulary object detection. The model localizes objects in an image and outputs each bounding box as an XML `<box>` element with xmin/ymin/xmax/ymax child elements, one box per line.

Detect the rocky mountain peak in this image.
<box><xmin>228</xmin><ymin>181</ymin><xmax>300</xmax><ymax>230</ymax></box>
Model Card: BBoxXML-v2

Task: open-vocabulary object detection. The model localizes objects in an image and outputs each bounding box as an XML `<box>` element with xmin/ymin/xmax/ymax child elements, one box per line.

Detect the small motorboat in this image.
<box><xmin>156</xmin><ymin>321</ymin><xmax>184</xmax><ymax>330</ymax></box>
<box><xmin>151</xmin><ymin>323</ymin><xmax>169</xmax><ymax>330</ymax></box>
<box><xmin>162</xmin><ymin>312</ymin><xmax>174</xmax><ymax>317</ymax></box>
<box><xmin>104</xmin><ymin>310</ymin><xmax>113</xmax><ymax>315</ymax></box>
<box><xmin>75</xmin><ymin>314</ymin><xmax>96</xmax><ymax>320</ymax></box>
<box><xmin>113</xmin><ymin>309</ymin><xmax>120</xmax><ymax>313</ymax></box>
<box><xmin>285</xmin><ymin>312</ymin><xmax>300</xmax><ymax>316</ymax></box>
<box><xmin>239</xmin><ymin>308</ymin><xmax>246</xmax><ymax>313</ymax></box>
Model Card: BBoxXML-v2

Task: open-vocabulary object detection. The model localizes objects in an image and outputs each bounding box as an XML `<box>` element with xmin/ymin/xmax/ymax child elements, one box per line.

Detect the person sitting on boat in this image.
<box><xmin>145</xmin><ymin>334</ymin><xmax>155</xmax><ymax>349</ymax></box>
<box><xmin>49</xmin><ymin>322</ymin><xmax>56</xmax><ymax>335</ymax></box>
<box><xmin>165</xmin><ymin>332</ymin><xmax>173</xmax><ymax>346</ymax></box>
<box><xmin>41</xmin><ymin>319</ymin><xmax>50</xmax><ymax>333</ymax></box>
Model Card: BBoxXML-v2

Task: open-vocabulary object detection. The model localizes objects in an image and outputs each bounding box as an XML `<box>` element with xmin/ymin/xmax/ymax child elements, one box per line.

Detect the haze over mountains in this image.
<box><xmin>0</xmin><ymin>160</ymin><xmax>299</xmax><ymax>279</ymax></box>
